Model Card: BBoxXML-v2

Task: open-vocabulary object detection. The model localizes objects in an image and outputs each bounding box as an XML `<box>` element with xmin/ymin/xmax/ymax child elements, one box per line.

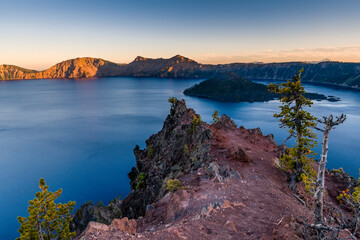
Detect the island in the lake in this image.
<box><xmin>183</xmin><ymin>72</ymin><xmax>340</xmax><ymax>103</ymax></box>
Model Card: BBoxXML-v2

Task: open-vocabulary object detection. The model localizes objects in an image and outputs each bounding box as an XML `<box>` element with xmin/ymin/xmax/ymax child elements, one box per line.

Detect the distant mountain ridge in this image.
<box><xmin>1</xmin><ymin>55</ymin><xmax>360</xmax><ymax>88</ymax></box>
<box><xmin>120</xmin><ymin>55</ymin><xmax>202</xmax><ymax>78</ymax></box>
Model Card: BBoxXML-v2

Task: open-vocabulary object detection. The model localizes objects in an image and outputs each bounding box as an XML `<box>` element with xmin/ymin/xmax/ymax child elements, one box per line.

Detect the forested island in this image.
<box><xmin>183</xmin><ymin>73</ymin><xmax>339</xmax><ymax>102</ymax></box>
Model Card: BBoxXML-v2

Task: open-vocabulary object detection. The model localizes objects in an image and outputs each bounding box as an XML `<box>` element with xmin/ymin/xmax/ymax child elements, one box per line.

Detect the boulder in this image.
<box><xmin>109</xmin><ymin>217</ymin><xmax>137</xmax><ymax>235</ymax></box>
<box><xmin>230</xmin><ymin>170</ymin><xmax>241</xmax><ymax>179</ymax></box>
<box><xmin>83</xmin><ymin>221</ymin><xmax>109</xmax><ymax>234</ymax></box>
<box><xmin>232</xmin><ymin>147</ymin><xmax>251</xmax><ymax>163</ymax></box>
<box><xmin>207</xmin><ymin>162</ymin><xmax>224</xmax><ymax>182</ymax></box>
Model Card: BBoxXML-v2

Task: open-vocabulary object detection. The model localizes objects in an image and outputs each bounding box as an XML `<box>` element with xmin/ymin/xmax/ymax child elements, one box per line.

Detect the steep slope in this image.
<box><xmin>75</xmin><ymin>100</ymin><xmax>356</xmax><ymax>239</ymax></box>
<box><xmin>38</xmin><ymin>57</ymin><xmax>123</xmax><ymax>79</ymax></box>
<box><xmin>0</xmin><ymin>57</ymin><xmax>123</xmax><ymax>80</ymax></box>
<box><xmin>0</xmin><ymin>65</ymin><xmax>38</xmax><ymax>80</ymax></box>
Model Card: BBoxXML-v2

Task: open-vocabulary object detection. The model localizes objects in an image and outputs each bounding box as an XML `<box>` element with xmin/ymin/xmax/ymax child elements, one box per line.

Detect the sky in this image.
<box><xmin>1</xmin><ymin>0</ymin><xmax>360</xmax><ymax>70</ymax></box>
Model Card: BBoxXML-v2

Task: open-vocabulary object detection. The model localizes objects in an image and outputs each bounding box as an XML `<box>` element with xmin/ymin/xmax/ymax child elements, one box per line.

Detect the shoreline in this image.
<box><xmin>2</xmin><ymin>76</ymin><xmax>360</xmax><ymax>93</ymax></box>
<box><xmin>251</xmin><ymin>78</ymin><xmax>360</xmax><ymax>91</ymax></box>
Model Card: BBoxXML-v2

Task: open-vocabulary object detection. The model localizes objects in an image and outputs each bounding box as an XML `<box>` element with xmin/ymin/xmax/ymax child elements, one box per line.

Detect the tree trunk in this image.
<box><xmin>295</xmin><ymin>131</ymin><xmax>304</xmax><ymax>178</ymax></box>
<box><xmin>289</xmin><ymin>172</ymin><xmax>297</xmax><ymax>191</ymax></box>
<box><xmin>37</xmin><ymin>212</ymin><xmax>44</xmax><ymax>240</ymax></box>
<box><xmin>314</xmin><ymin>127</ymin><xmax>330</xmax><ymax>224</ymax></box>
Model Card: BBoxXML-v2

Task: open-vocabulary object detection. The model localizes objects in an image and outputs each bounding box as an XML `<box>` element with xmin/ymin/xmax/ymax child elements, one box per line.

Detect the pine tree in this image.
<box><xmin>17</xmin><ymin>178</ymin><xmax>76</xmax><ymax>240</ymax></box>
<box><xmin>268</xmin><ymin>69</ymin><xmax>318</xmax><ymax>190</ymax></box>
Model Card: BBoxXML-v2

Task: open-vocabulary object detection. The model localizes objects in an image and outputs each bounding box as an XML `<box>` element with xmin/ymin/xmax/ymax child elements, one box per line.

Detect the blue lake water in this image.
<box><xmin>0</xmin><ymin>77</ymin><xmax>359</xmax><ymax>239</ymax></box>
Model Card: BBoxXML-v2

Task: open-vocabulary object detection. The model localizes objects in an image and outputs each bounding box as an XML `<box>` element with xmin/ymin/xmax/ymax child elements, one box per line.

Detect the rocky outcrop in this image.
<box><xmin>326</xmin><ymin>168</ymin><xmax>359</xmax><ymax>201</ymax></box>
<box><xmin>77</xmin><ymin>99</ymin><xmax>309</xmax><ymax>239</ymax></box>
<box><xmin>109</xmin><ymin>217</ymin><xmax>137</xmax><ymax>235</ymax></box>
<box><xmin>77</xmin><ymin>217</ymin><xmax>137</xmax><ymax>239</ymax></box>
<box><xmin>71</xmin><ymin>199</ymin><xmax>122</xmax><ymax>235</ymax></box>
<box><xmin>121</xmin><ymin>99</ymin><xmax>213</xmax><ymax>219</ymax></box>
<box><xmin>83</xmin><ymin>222</ymin><xmax>109</xmax><ymax>234</ymax></box>
<box><xmin>76</xmin><ymin>99</ymin><xmax>358</xmax><ymax>239</ymax></box>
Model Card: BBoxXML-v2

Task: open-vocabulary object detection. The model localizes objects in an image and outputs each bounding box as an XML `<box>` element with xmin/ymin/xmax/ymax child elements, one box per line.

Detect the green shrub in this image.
<box><xmin>167</xmin><ymin>179</ymin><xmax>182</xmax><ymax>192</ymax></box>
<box><xmin>184</xmin><ymin>144</ymin><xmax>189</xmax><ymax>154</ymax></box>
<box><xmin>211</xmin><ymin>110</ymin><xmax>220</xmax><ymax>124</ymax></box>
<box><xmin>136</xmin><ymin>173</ymin><xmax>147</xmax><ymax>190</ymax></box>
<box><xmin>331</xmin><ymin>168</ymin><xmax>345</xmax><ymax>174</ymax></box>
<box><xmin>168</xmin><ymin>97</ymin><xmax>178</xmax><ymax>104</ymax></box>
<box><xmin>189</xmin><ymin>115</ymin><xmax>202</xmax><ymax>134</ymax></box>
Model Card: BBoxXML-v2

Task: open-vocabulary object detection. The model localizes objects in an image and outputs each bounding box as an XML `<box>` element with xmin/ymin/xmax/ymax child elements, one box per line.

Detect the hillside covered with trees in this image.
<box><xmin>183</xmin><ymin>72</ymin><xmax>335</xmax><ymax>102</ymax></box>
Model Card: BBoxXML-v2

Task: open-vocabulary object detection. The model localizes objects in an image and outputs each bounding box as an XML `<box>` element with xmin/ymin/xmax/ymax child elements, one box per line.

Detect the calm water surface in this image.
<box><xmin>0</xmin><ymin>77</ymin><xmax>359</xmax><ymax>239</ymax></box>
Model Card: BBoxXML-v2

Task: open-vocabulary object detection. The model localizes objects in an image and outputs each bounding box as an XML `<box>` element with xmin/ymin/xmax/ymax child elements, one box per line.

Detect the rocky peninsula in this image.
<box><xmin>72</xmin><ymin>99</ymin><xmax>356</xmax><ymax>239</ymax></box>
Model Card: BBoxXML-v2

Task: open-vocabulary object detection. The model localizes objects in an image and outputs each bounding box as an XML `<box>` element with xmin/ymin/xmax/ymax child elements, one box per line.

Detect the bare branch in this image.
<box><xmin>282</xmin><ymin>133</ymin><xmax>295</xmax><ymax>145</ymax></box>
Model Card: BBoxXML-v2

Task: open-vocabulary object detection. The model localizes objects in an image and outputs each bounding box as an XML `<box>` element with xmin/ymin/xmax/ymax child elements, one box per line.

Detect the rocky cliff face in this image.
<box><xmin>70</xmin><ymin>199</ymin><xmax>122</xmax><ymax>235</ymax></box>
<box><xmin>0</xmin><ymin>65</ymin><xmax>38</xmax><ymax>80</ymax></box>
<box><xmin>0</xmin><ymin>57</ymin><xmax>123</xmax><ymax>80</ymax></box>
<box><xmin>3</xmin><ymin>55</ymin><xmax>360</xmax><ymax>88</ymax></box>
<box><xmin>121</xmin><ymin>99</ymin><xmax>213</xmax><ymax>219</ymax></box>
<box><xmin>38</xmin><ymin>57</ymin><xmax>123</xmax><ymax>79</ymax></box>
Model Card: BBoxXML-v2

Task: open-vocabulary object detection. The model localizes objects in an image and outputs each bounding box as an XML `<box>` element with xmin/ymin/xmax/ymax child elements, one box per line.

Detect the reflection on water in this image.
<box><xmin>0</xmin><ymin>77</ymin><xmax>359</xmax><ymax>239</ymax></box>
